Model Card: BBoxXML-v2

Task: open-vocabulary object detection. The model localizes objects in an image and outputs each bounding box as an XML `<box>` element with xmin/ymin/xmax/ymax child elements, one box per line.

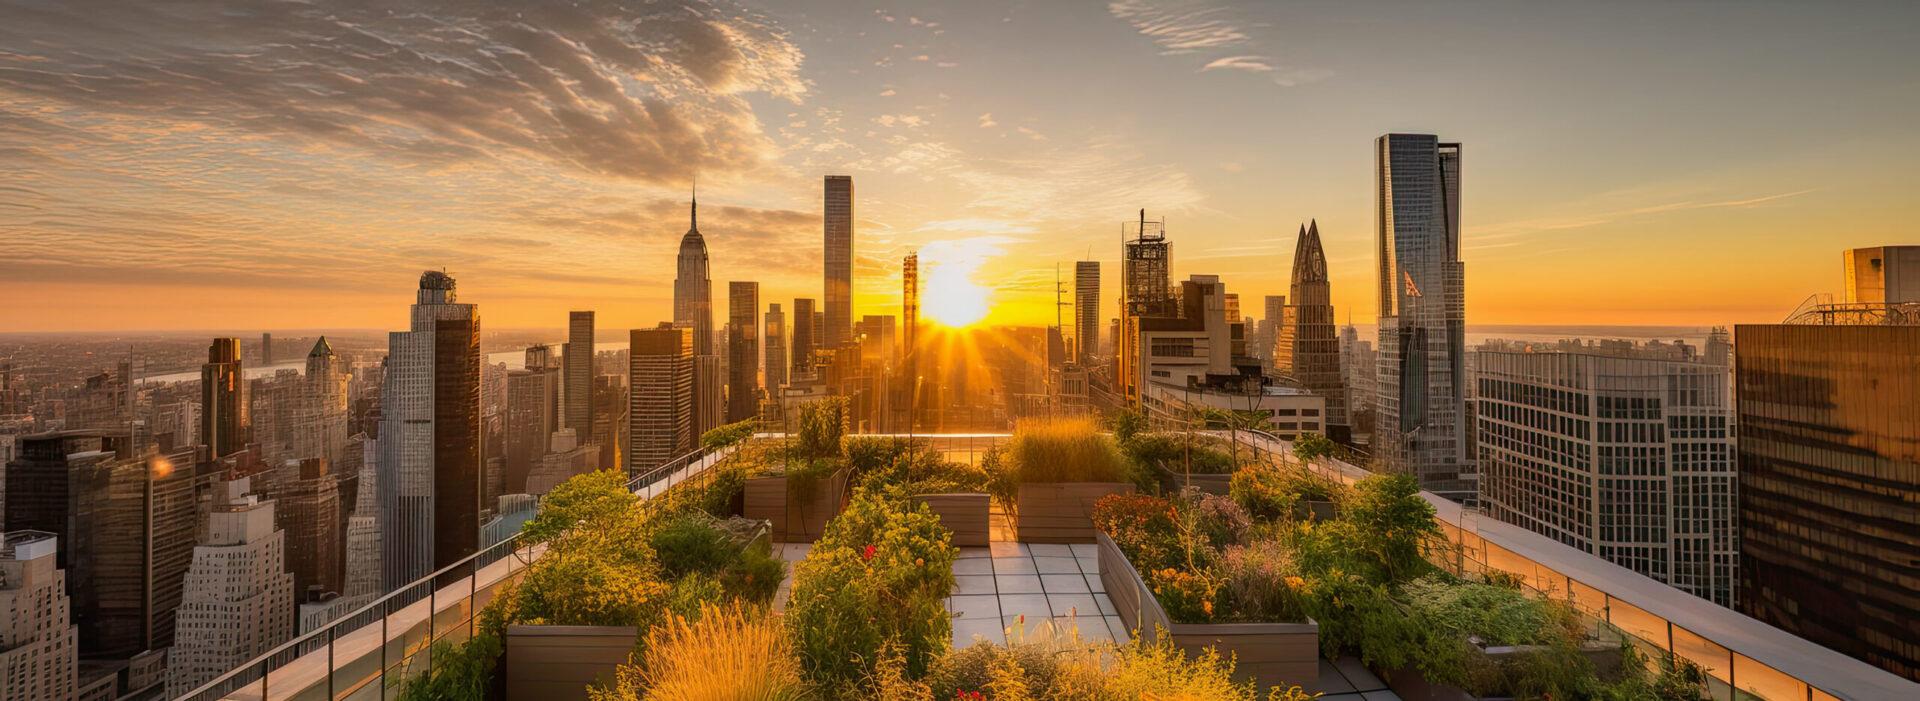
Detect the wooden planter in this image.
<box><xmin>1097</xmin><ymin>532</ymin><xmax>1319</xmax><ymax>690</ymax></box>
<box><xmin>743</xmin><ymin>468</ymin><xmax>849</xmax><ymax>542</ymax></box>
<box><xmin>912</xmin><ymin>493</ymin><xmax>991</xmax><ymax>547</ymax></box>
<box><xmin>1157</xmin><ymin>464</ymin><xmax>1234</xmax><ymax>495</ymax></box>
<box><xmin>1015</xmin><ymin>482</ymin><xmax>1135</xmax><ymax>543</ymax></box>
<box><xmin>504</xmin><ymin>625</ymin><xmax>639</xmax><ymax>701</ymax></box>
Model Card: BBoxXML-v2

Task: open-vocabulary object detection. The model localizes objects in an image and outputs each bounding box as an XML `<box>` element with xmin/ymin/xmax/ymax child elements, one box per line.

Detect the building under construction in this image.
<box><xmin>1117</xmin><ymin>210</ymin><xmax>1175</xmax><ymax>405</ymax></box>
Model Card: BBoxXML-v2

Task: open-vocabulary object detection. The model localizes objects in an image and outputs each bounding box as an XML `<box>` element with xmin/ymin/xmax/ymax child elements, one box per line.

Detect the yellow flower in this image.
<box><xmin>1285</xmin><ymin>576</ymin><xmax>1305</xmax><ymax>589</ymax></box>
<box><xmin>1201</xmin><ymin>600</ymin><xmax>1214</xmax><ymax>617</ymax></box>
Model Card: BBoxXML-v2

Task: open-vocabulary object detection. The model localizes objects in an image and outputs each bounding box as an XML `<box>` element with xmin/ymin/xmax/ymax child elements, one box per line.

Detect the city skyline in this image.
<box><xmin>5</xmin><ymin>1</ymin><xmax>1918</xmax><ymax>332</ymax></box>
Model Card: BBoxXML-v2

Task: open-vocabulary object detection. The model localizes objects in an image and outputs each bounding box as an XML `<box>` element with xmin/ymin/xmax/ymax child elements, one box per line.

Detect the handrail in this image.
<box><xmin>176</xmin><ymin>444</ymin><xmax>725</xmax><ymax>701</ymax></box>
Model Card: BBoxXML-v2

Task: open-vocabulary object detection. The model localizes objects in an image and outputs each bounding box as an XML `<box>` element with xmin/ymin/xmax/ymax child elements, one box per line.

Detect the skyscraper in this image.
<box><xmin>1736</xmin><ymin>316</ymin><xmax>1920</xmax><ymax>681</ymax></box>
<box><xmin>262</xmin><ymin>332</ymin><xmax>273</xmax><ymax>366</ymax></box>
<box><xmin>1475</xmin><ymin>345</ymin><xmax>1737</xmax><ymax>607</ymax></box>
<box><xmin>1842</xmin><ymin>245</ymin><xmax>1920</xmax><ymax>304</ymax></box>
<box><xmin>201</xmin><ymin>337</ymin><xmax>246</xmax><ymax>459</ymax></box>
<box><xmin>904</xmin><ymin>253</ymin><xmax>920</xmax><ymax>365</ymax></box>
<box><xmin>0</xmin><ymin>531</ymin><xmax>77</xmax><ymax>701</ymax></box>
<box><xmin>1374</xmin><ymin>133</ymin><xmax>1472</xmax><ymax>499</ymax></box>
<box><xmin>503</xmin><ymin>367</ymin><xmax>556</xmax><ymax>493</ymax></box>
<box><xmin>765</xmin><ymin>303</ymin><xmax>787</xmax><ymax>392</ymax></box>
<box><xmin>564</xmin><ymin>311</ymin><xmax>595</xmax><ymax>441</ymax></box>
<box><xmin>1074</xmin><ymin>261</ymin><xmax>1099</xmax><ymax>364</ymax></box>
<box><xmin>791</xmin><ymin>298</ymin><xmax>817</xmax><ymax>379</ymax></box>
<box><xmin>378</xmin><ymin>271</ymin><xmax>482</xmax><ymax>588</ymax></box>
<box><xmin>675</xmin><ymin>195</ymin><xmax>724</xmax><ymax>437</ymax></box>
<box><xmin>629</xmin><ymin>324</ymin><xmax>693</xmax><ymax>474</ymax></box>
<box><xmin>341</xmin><ymin>438</ymin><xmax>382</xmax><ymax>601</ymax></box>
<box><xmin>165</xmin><ymin>478</ymin><xmax>293</xmax><ymax>698</ymax></box>
<box><xmin>728</xmin><ymin>281</ymin><xmax>761</xmax><ymax>422</ymax></box>
<box><xmin>296</xmin><ymin>337</ymin><xmax>350</xmax><ymax>466</ymax></box>
<box><xmin>276</xmin><ymin>457</ymin><xmax>343</xmax><ymax>600</ymax></box>
<box><xmin>824</xmin><ymin>175</ymin><xmax>854</xmax><ymax>347</ymax></box>
<box><xmin>1274</xmin><ymin>221</ymin><xmax>1347</xmax><ymax>440</ymax></box>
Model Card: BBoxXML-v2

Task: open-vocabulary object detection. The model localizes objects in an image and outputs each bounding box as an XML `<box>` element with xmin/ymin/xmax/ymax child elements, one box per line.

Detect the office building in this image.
<box><xmin>728</xmin><ymin>282</ymin><xmax>760</xmax><ymax>422</ymax></box>
<box><xmin>165</xmin><ymin>478</ymin><xmax>293</xmax><ymax>698</ymax></box>
<box><xmin>297</xmin><ymin>337</ymin><xmax>351</xmax><ymax>466</ymax></box>
<box><xmin>341</xmin><ymin>438</ymin><xmax>381</xmax><ymax>601</ymax></box>
<box><xmin>1475</xmin><ymin>344</ymin><xmax>1737</xmax><ymax>606</ymax></box>
<box><xmin>201</xmin><ymin>337</ymin><xmax>247</xmax><ymax>459</ymax></box>
<box><xmin>1118</xmin><ymin>211</ymin><xmax>1175</xmax><ymax>406</ymax></box>
<box><xmin>629</xmin><ymin>324</ymin><xmax>694</xmax><ymax>474</ymax></box>
<box><xmin>1074</xmin><ymin>261</ymin><xmax>1099</xmax><ymax>364</ymax></box>
<box><xmin>824</xmin><ymin>175</ymin><xmax>854</xmax><ymax>347</ymax></box>
<box><xmin>378</xmin><ymin>270</ymin><xmax>482</xmax><ymax>588</ymax></box>
<box><xmin>1274</xmin><ymin>220</ymin><xmax>1348</xmax><ymax>441</ymax></box>
<box><xmin>1737</xmin><ymin>315</ymin><xmax>1920</xmax><ymax>680</ymax></box>
<box><xmin>564</xmin><ymin>311</ymin><xmax>595</xmax><ymax>441</ymax></box>
<box><xmin>904</xmin><ymin>254</ymin><xmax>920</xmax><ymax>366</ymax></box>
<box><xmin>1374</xmin><ymin>133</ymin><xmax>1473</xmax><ymax>499</ymax></box>
<box><xmin>675</xmin><ymin>196</ymin><xmax>724</xmax><ymax>437</ymax></box>
<box><xmin>275</xmin><ymin>457</ymin><xmax>343</xmax><ymax>600</ymax></box>
<box><xmin>1133</xmin><ymin>276</ymin><xmax>1326</xmax><ymax>440</ymax></box>
<box><xmin>855</xmin><ymin>315</ymin><xmax>897</xmax><ymax>367</ymax></box>
<box><xmin>0</xmin><ymin>531</ymin><xmax>77</xmax><ymax>701</ymax></box>
<box><xmin>1842</xmin><ymin>245</ymin><xmax>1920</xmax><ymax>304</ymax></box>
<box><xmin>765</xmin><ymin>303</ymin><xmax>787</xmax><ymax>391</ymax></box>
<box><xmin>503</xmin><ymin>367</ymin><xmax>555</xmax><ymax>494</ymax></box>
<box><xmin>792</xmin><ymin>298</ymin><xmax>817</xmax><ymax>379</ymax></box>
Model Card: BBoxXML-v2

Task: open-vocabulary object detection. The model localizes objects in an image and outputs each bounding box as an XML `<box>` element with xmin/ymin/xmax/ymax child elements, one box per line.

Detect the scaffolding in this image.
<box><xmin>1782</xmin><ymin>293</ymin><xmax>1920</xmax><ymax>326</ymax></box>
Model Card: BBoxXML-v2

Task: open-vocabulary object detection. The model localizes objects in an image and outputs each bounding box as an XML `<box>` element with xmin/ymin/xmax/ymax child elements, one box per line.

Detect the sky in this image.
<box><xmin>2</xmin><ymin>0</ymin><xmax>1917</xmax><ymax>333</ymax></box>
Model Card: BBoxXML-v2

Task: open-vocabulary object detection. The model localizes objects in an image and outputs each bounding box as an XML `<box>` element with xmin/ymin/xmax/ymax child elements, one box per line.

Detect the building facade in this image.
<box><xmin>1736</xmin><ymin>321</ymin><xmax>1920</xmax><ymax>681</ymax></box>
<box><xmin>1274</xmin><ymin>220</ymin><xmax>1347</xmax><ymax>441</ymax></box>
<box><xmin>1475</xmin><ymin>348</ymin><xmax>1737</xmax><ymax>606</ymax></box>
<box><xmin>629</xmin><ymin>325</ymin><xmax>694</xmax><ymax>475</ymax></box>
<box><xmin>674</xmin><ymin>198</ymin><xmax>723</xmax><ymax>437</ymax></box>
<box><xmin>1842</xmin><ymin>245</ymin><xmax>1920</xmax><ymax>304</ymax></box>
<box><xmin>275</xmin><ymin>457</ymin><xmax>343</xmax><ymax>600</ymax></box>
<box><xmin>791</xmin><ymin>298</ymin><xmax>816</xmax><ymax>380</ymax></box>
<box><xmin>378</xmin><ymin>271</ymin><xmax>482</xmax><ymax>589</ymax></box>
<box><xmin>1118</xmin><ymin>213</ymin><xmax>1175</xmax><ymax>406</ymax></box>
<box><xmin>1374</xmin><ymin>133</ymin><xmax>1473</xmax><ymax>499</ymax></box>
<box><xmin>727</xmin><ymin>282</ymin><xmax>760</xmax><ymax>422</ymax></box>
<box><xmin>0</xmin><ymin>531</ymin><xmax>76</xmax><ymax>701</ymax></box>
<box><xmin>823</xmin><ymin>175</ymin><xmax>854</xmax><ymax>347</ymax></box>
<box><xmin>165</xmin><ymin>479</ymin><xmax>294</xmax><ymax>698</ymax></box>
<box><xmin>564</xmin><ymin>311</ymin><xmax>595</xmax><ymax>441</ymax></box>
<box><xmin>765</xmin><ymin>303</ymin><xmax>788</xmax><ymax>393</ymax></box>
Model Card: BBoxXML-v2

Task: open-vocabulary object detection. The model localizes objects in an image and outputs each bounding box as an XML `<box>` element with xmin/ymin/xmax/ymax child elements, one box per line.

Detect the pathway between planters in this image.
<box><xmin>767</xmin><ymin>507</ymin><xmax>1401</xmax><ymax>699</ymax></box>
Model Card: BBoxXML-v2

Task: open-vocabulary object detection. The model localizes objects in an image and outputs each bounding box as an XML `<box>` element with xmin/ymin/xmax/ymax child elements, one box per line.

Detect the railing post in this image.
<box><xmin>327</xmin><ymin>624</ymin><xmax>336</xmax><ymax>701</ymax></box>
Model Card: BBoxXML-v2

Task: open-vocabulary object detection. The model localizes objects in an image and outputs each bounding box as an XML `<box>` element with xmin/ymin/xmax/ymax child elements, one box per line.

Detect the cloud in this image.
<box><xmin>0</xmin><ymin>0</ymin><xmax>807</xmax><ymax>185</ymax></box>
<box><xmin>978</xmin><ymin>113</ymin><xmax>998</xmax><ymax>128</ymax></box>
<box><xmin>1202</xmin><ymin>55</ymin><xmax>1276</xmax><ymax>72</ymax></box>
<box><xmin>1473</xmin><ymin>188</ymin><xmax>1819</xmax><ymax>245</ymax></box>
<box><xmin>1108</xmin><ymin>0</ymin><xmax>1251</xmax><ymax>54</ymax></box>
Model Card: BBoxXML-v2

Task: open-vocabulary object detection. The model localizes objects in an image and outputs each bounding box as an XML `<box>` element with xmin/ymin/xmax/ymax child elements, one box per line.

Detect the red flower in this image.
<box><xmin>862</xmin><ymin>544</ymin><xmax>877</xmax><ymax>562</ymax></box>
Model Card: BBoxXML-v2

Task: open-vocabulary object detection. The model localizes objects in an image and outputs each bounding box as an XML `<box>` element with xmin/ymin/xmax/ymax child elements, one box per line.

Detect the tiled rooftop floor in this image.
<box><xmin>768</xmin><ymin>507</ymin><xmax>1399</xmax><ymax>699</ymax></box>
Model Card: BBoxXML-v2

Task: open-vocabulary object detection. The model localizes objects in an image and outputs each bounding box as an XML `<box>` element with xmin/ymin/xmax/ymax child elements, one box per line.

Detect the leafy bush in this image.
<box><xmin>792</xmin><ymin>397</ymin><xmax>848</xmax><ymax>459</ymax></box>
<box><xmin>1050</xmin><ymin>636</ymin><xmax>1266</xmax><ymax>700</ymax></box>
<box><xmin>591</xmin><ymin>603</ymin><xmax>810</xmax><ymax>701</ymax></box>
<box><xmin>700</xmin><ymin>418</ymin><xmax>758</xmax><ymax>451</ymax></box>
<box><xmin>1219</xmin><ymin>538</ymin><xmax>1309</xmax><ymax>624</ymax></box>
<box><xmin>1091</xmin><ymin>493</ymin><xmax>1179</xmax><ymax>570</ymax></box>
<box><xmin>646</xmin><ymin>511</ymin><xmax>786</xmax><ymax>605</ymax></box>
<box><xmin>1006</xmin><ymin>417</ymin><xmax>1131</xmax><ymax>484</ymax></box>
<box><xmin>1338</xmin><ymin>473</ymin><xmax>1441</xmax><ymax>585</ymax></box>
<box><xmin>1149</xmin><ymin>565</ymin><xmax>1223</xmax><ymax>622</ymax></box>
<box><xmin>1292</xmin><ymin>432</ymin><xmax>1339</xmax><ymax>462</ymax></box>
<box><xmin>927</xmin><ymin>639</ymin><xmax>1063</xmax><ymax>700</ymax></box>
<box><xmin>785</xmin><ymin>493</ymin><xmax>957</xmax><ymax>688</ymax></box>
<box><xmin>847</xmin><ymin>436</ymin><xmax>989</xmax><ymax>495</ymax></box>
<box><xmin>1109</xmin><ymin>407</ymin><xmax>1148</xmax><ymax>444</ymax></box>
<box><xmin>521</xmin><ymin>469</ymin><xmax>636</xmax><ymax>544</ymax></box>
<box><xmin>1402</xmin><ymin>574</ymin><xmax>1576</xmax><ymax>648</ymax></box>
<box><xmin>1229</xmin><ymin>464</ymin><xmax>1343</xmax><ymax>523</ymax></box>
<box><xmin>1125</xmin><ymin>432</ymin><xmax>1238</xmax><ymax>475</ymax></box>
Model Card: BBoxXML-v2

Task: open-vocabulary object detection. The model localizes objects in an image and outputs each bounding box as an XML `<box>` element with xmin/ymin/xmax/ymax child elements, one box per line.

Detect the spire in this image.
<box><xmin>308</xmin><ymin>335</ymin><xmax>333</xmax><ymax>358</ymax></box>
<box><xmin>690</xmin><ymin>176</ymin><xmax>697</xmax><ymax>231</ymax></box>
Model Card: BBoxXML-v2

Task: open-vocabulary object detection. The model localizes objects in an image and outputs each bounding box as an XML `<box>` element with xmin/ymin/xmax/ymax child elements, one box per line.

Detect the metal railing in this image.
<box><xmin>1224</xmin><ymin>430</ymin><xmax>1916</xmax><ymax>701</ymax></box>
<box><xmin>178</xmin><ymin>445</ymin><xmax>732</xmax><ymax>701</ymax></box>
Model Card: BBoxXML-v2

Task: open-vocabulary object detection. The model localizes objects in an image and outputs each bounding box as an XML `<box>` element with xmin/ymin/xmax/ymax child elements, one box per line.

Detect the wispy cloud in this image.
<box><xmin>1471</xmin><ymin>188</ymin><xmax>1819</xmax><ymax>247</ymax></box>
<box><xmin>1109</xmin><ymin>1</ymin><xmax>1327</xmax><ymax>86</ymax></box>
<box><xmin>1202</xmin><ymin>55</ymin><xmax>1276</xmax><ymax>72</ymax></box>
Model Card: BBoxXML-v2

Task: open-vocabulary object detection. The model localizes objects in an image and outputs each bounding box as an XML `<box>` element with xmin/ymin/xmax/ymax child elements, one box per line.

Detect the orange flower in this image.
<box><xmin>1285</xmin><ymin>576</ymin><xmax>1305</xmax><ymax>589</ymax></box>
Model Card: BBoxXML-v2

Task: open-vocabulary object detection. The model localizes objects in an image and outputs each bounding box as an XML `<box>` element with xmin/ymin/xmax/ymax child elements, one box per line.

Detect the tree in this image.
<box><xmin>1293</xmin><ymin>432</ymin><xmax>1338</xmax><ymax>463</ymax></box>
<box><xmin>519</xmin><ymin>469</ymin><xmax>636</xmax><ymax>544</ymax></box>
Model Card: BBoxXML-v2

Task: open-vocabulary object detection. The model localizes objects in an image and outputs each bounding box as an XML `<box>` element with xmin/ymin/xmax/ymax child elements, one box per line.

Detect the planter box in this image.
<box><xmin>743</xmin><ymin>468</ymin><xmax>849</xmax><ymax>542</ymax></box>
<box><xmin>1097</xmin><ymin>532</ymin><xmax>1319</xmax><ymax>690</ymax></box>
<box><xmin>1157</xmin><ymin>464</ymin><xmax>1233</xmax><ymax>495</ymax></box>
<box><xmin>1015</xmin><ymin>482</ymin><xmax>1135</xmax><ymax>543</ymax></box>
<box><xmin>504</xmin><ymin>625</ymin><xmax>638</xmax><ymax>701</ymax></box>
<box><xmin>912</xmin><ymin>493</ymin><xmax>991</xmax><ymax>547</ymax></box>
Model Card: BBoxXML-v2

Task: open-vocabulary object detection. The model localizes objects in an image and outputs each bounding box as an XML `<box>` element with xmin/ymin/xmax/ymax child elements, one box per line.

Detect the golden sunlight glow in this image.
<box><xmin>917</xmin><ymin>237</ymin><xmax>1004</xmax><ymax>328</ymax></box>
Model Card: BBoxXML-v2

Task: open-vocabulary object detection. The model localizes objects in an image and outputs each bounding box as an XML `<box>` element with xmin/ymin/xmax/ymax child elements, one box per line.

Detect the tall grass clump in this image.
<box><xmin>1006</xmin><ymin>417</ymin><xmax>1129</xmax><ymax>484</ymax></box>
<box><xmin>591</xmin><ymin>602</ymin><xmax>811</xmax><ymax>701</ymax></box>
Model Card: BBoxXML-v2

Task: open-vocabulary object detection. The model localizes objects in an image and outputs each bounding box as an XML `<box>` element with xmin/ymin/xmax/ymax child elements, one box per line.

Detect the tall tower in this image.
<box><xmin>674</xmin><ymin>193</ymin><xmax>716</xmax><ymax>354</ymax></box>
<box><xmin>1119</xmin><ymin>211</ymin><xmax>1173</xmax><ymax>406</ymax></box>
<box><xmin>165</xmin><ymin>478</ymin><xmax>293</xmax><ymax>698</ymax></box>
<box><xmin>728</xmin><ymin>282</ymin><xmax>761</xmax><ymax>422</ymax></box>
<box><xmin>261</xmin><ymin>332</ymin><xmax>273</xmax><ymax>366</ymax></box>
<box><xmin>378</xmin><ymin>271</ymin><xmax>482</xmax><ymax>588</ymax></box>
<box><xmin>564</xmin><ymin>311</ymin><xmax>595</xmax><ymax>441</ymax></box>
<box><xmin>903</xmin><ymin>253</ymin><xmax>919</xmax><ymax>366</ymax></box>
<box><xmin>201</xmin><ymin>338</ymin><xmax>246</xmax><ymax>459</ymax></box>
<box><xmin>629</xmin><ymin>324</ymin><xmax>693</xmax><ymax>474</ymax></box>
<box><xmin>296</xmin><ymin>337</ymin><xmax>350</xmax><ymax>466</ymax></box>
<box><xmin>1074</xmin><ymin>261</ymin><xmax>1099</xmax><ymax>364</ymax></box>
<box><xmin>823</xmin><ymin>175</ymin><xmax>855</xmax><ymax>347</ymax></box>
<box><xmin>1275</xmin><ymin>221</ymin><xmax>1347</xmax><ymax>440</ymax></box>
<box><xmin>764</xmin><ymin>303</ymin><xmax>788</xmax><ymax>392</ymax></box>
<box><xmin>791</xmin><ymin>298</ymin><xmax>817</xmax><ymax>379</ymax></box>
<box><xmin>1374</xmin><ymin>134</ymin><xmax>1471</xmax><ymax>498</ymax></box>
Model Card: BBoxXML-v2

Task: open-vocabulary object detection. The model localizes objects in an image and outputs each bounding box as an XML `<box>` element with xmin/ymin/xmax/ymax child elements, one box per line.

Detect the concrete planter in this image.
<box><xmin>1015</xmin><ymin>482</ymin><xmax>1135</xmax><ymax>543</ymax></box>
<box><xmin>1156</xmin><ymin>464</ymin><xmax>1234</xmax><ymax>495</ymax></box>
<box><xmin>743</xmin><ymin>468</ymin><xmax>849</xmax><ymax>542</ymax></box>
<box><xmin>912</xmin><ymin>493</ymin><xmax>991</xmax><ymax>547</ymax></box>
<box><xmin>1096</xmin><ymin>532</ymin><xmax>1319</xmax><ymax>689</ymax></box>
<box><xmin>503</xmin><ymin>625</ymin><xmax>638</xmax><ymax>701</ymax></box>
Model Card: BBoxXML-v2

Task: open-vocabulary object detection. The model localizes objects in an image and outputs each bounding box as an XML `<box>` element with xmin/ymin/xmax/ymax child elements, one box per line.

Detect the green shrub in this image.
<box><xmin>1219</xmin><ymin>538</ymin><xmax>1309</xmax><ymax>624</ymax></box>
<box><xmin>521</xmin><ymin>469</ymin><xmax>635</xmax><ymax>544</ymax></box>
<box><xmin>1110</xmin><ymin>407</ymin><xmax>1148</xmax><ymax>444</ymax></box>
<box><xmin>1339</xmin><ymin>473</ymin><xmax>1442</xmax><ymax>585</ymax></box>
<box><xmin>1292</xmin><ymin>432</ymin><xmax>1339</xmax><ymax>462</ymax></box>
<box><xmin>1402</xmin><ymin>574</ymin><xmax>1576</xmax><ymax>647</ymax></box>
<box><xmin>1091</xmin><ymin>493</ymin><xmax>1179</xmax><ymax>570</ymax></box>
<box><xmin>1125</xmin><ymin>432</ymin><xmax>1238</xmax><ymax>475</ymax></box>
<box><xmin>1229</xmin><ymin>464</ymin><xmax>1343</xmax><ymax>523</ymax></box>
<box><xmin>927</xmin><ymin>640</ymin><xmax>1063</xmax><ymax>699</ymax></box>
<box><xmin>792</xmin><ymin>397</ymin><xmax>848</xmax><ymax>459</ymax></box>
<box><xmin>700</xmin><ymin>418</ymin><xmax>758</xmax><ymax>451</ymax></box>
<box><xmin>847</xmin><ymin>436</ymin><xmax>989</xmax><ymax>495</ymax></box>
<box><xmin>785</xmin><ymin>493</ymin><xmax>957</xmax><ymax>688</ymax></box>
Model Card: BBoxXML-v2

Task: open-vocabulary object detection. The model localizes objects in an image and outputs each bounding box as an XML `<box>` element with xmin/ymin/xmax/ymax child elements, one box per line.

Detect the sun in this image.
<box><xmin>918</xmin><ymin>238</ymin><xmax>1000</xmax><ymax>327</ymax></box>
